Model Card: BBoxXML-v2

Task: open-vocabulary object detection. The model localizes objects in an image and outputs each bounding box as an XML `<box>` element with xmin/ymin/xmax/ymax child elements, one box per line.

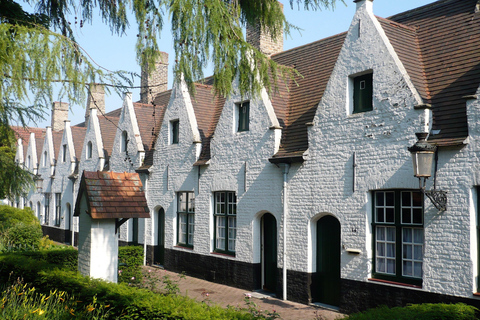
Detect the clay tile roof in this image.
<box><xmin>192</xmin><ymin>83</ymin><xmax>225</xmax><ymax>165</ymax></box>
<box><xmin>11</xmin><ymin>126</ymin><xmax>46</xmax><ymax>160</ymax></box>
<box><xmin>74</xmin><ymin>171</ymin><xmax>150</xmax><ymax>219</ymax></box>
<box><xmin>52</xmin><ymin>130</ymin><xmax>64</xmax><ymax>161</ymax></box>
<box><xmin>71</xmin><ymin>126</ymin><xmax>87</xmax><ymax>160</ymax></box>
<box><xmin>98</xmin><ymin>115</ymin><xmax>120</xmax><ymax>158</ymax></box>
<box><xmin>377</xmin><ymin>17</ymin><xmax>429</xmax><ymax>102</ymax></box>
<box><xmin>388</xmin><ymin>0</ymin><xmax>480</xmax><ymax>143</ymax></box>
<box><xmin>271</xmin><ymin>32</ymin><xmax>347</xmax><ymax>158</ymax></box>
<box><xmin>136</xmin><ymin>90</ymin><xmax>171</xmax><ymax>170</ymax></box>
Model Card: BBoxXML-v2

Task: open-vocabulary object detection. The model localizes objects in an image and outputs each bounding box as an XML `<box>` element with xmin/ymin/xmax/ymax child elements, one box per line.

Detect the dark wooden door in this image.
<box><xmin>314</xmin><ymin>215</ymin><xmax>341</xmax><ymax>306</ymax></box>
<box><xmin>154</xmin><ymin>208</ymin><xmax>165</xmax><ymax>265</ymax></box>
<box><xmin>263</xmin><ymin>213</ymin><xmax>277</xmax><ymax>293</ymax></box>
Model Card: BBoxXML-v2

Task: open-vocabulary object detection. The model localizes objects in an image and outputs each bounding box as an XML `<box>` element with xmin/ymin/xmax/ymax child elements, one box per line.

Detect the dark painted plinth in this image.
<box><xmin>163</xmin><ymin>248</ymin><xmax>261</xmax><ymax>291</ymax></box>
<box><xmin>340</xmin><ymin>278</ymin><xmax>480</xmax><ymax>314</ymax></box>
<box><xmin>42</xmin><ymin>226</ymin><xmax>77</xmax><ymax>245</ymax></box>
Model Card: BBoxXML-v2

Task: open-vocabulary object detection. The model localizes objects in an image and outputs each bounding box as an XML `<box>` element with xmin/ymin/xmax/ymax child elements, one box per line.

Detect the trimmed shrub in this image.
<box><xmin>118</xmin><ymin>246</ymin><xmax>143</xmax><ymax>285</ymax></box>
<box><xmin>0</xmin><ymin>205</ymin><xmax>39</xmax><ymax>232</ymax></box>
<box><xmin>345</xmin><ymin>303</ymin><xmax>479</xmax><ymax>320</ymax></box>
<box><xmin>4</xmin><ymin>223</ymin><xmax>43</xmax><ymax>249</ymax></box>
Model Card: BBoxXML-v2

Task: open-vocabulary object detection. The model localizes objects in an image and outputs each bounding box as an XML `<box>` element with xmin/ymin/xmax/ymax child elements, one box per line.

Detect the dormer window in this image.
<box><xmin>121</xmin><ymin>131</ymin><xmax>128</xmax><ymax>152</ymax></box>
<box><xmin>43</xmin><ymin>151</ymin><xmax>47</xmax><ymax>167</ymax></box>
<box><xmin>86</xmin><ymin>141</ymin><xmax>93</xmax><ymax>159</ymax></box>
<box><xmin>62</xmin><ymin>144</ymin><xmax>67</xmax><ymax>162</ymax></box>
<box><xmin>237</xmin><ymin>101</ymin><xmax>250</xmax><ymax>132</ymax></box>
<box><xmin>171</xmin><ymin>120</ymin><xmax>179</xmax><ymax>144</ymax></box>
<box><xmin>353</xmin><ymin>73</ymin><xmax>373</xmax><ymax>114</ymax></box>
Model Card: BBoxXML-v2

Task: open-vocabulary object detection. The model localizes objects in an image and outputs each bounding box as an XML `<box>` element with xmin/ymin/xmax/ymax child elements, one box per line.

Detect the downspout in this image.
<box><xmin>280</xmin><ymin>163</ymin><xmax>290</xmax><ymax>301</ymax></box>
<box><xmin>143</xmin><ymin>176</ymin><xmax>148</xmax><ymax>266</ymax></box>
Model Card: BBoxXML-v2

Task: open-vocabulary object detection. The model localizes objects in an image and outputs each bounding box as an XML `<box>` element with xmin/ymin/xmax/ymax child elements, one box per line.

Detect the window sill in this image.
<box><xmin>473</xmin><ymin>292</ymin><xmax>480</xmax><ymax>297</ymax></box>
<box><xmin>368</xmin><ymin>278</ymin><xmax>422</xmax><ymax>289</ymax></box>
<box><xmin>211</xmin><ymin>251</ymin><xmax>235</xmax><ymax>258</ymax></box>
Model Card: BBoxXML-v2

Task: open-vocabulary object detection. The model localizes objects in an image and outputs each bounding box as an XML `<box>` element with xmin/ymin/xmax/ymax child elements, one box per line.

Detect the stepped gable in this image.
<box><xmin>389</xmin><ymin>0</ymin><xmax>480</xmax><ymax>144</ymax></box>
<box><xmin>271</xmin><ymin>32</ymin><xmax>347</xmax><ymax>159</ymax></box>
<box><xmin>74</xmin><ymin>171</ymin><xmax>150</xmax><ymax>219</ymax></box>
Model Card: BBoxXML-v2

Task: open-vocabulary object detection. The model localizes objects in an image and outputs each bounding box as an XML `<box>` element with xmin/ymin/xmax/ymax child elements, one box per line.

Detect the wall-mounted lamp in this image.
<box><xmin>34</xmin><ymin>175</ymin><xmax>43</xmax><ymax>192</ymax></box>
<box><xmin>408</xmin><ymin>132</ymin><xmax>447</xmax><ymax>211</ymax></box>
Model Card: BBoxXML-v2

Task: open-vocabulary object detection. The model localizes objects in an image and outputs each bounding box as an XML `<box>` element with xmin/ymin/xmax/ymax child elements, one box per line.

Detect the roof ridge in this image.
<box><xmin>388</xmin><ymin>0</ymin><xmax>457</xmax><ymax>21</ymax></box>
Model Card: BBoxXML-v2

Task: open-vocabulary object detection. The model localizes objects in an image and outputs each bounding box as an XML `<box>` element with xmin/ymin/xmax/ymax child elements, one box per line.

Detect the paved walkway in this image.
<box><xmin>143</xmin><ymin>266</ymin><xmax>345</xmax><ymax>320</ymax></box>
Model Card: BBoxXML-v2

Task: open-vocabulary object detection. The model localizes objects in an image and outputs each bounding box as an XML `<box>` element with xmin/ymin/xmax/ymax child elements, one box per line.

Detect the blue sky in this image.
<box><xmin>33</xmin><ymin>0</ymin><xmax>438</xmax><ymax>128</ymax></box>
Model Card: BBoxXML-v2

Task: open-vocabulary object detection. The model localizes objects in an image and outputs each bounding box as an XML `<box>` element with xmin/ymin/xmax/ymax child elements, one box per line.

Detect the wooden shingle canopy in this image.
<box><xmin>74</xmin><ymin>171</ymin><xmax>150</xmax><ymax>219</ymax></box>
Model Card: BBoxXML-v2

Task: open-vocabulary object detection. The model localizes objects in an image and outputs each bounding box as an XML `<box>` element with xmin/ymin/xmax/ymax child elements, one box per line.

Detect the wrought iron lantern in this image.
<box><xmin>34</xmin><ymin>175</ymin><xmax>43</xmax><ymax>192</ymax></box>
<box><xmin>408</xmin><ymin>132</ymin><xmax>447</xmax><ymax>211</ymax></box>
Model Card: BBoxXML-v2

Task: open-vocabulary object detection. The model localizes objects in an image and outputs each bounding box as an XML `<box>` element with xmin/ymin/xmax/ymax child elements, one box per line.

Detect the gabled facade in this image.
<box><xmin>10</xmin><ymin>0</ymin><xmax>480</xmax><ymax>313</ymax></box>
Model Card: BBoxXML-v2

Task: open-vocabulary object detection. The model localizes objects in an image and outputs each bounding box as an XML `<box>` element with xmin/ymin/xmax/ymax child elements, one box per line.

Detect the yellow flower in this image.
<box><xmin>87</xmin><ymin>305</ymin><xmax>95</xmax><ymax>312</ymax></box>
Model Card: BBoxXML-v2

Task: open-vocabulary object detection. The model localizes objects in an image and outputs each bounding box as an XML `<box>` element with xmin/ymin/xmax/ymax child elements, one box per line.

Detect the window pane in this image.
<box><xmin>414</xmin><ymin>245</ymin><xmax>423</xmax><ymax>260</ymax></box>
<box><xmin>414</xmin><ymin>262</ymin><xmax>423</xmax><ymax>278</ymax></box>
<box><xmin>386</xmin><ymin>208</ymin><xmax>394</xmax><ymax>223</ymax></box>
<box><xmin>386</xmin><ymin>227</ymin><xmax>395</xmax><ymax>241</ymax></box>
<box><xmin>228</xmin><ymin>216</ymin><xmax>236</xmax><ymax>252</ymax></box>
<box><xmin>376</xmin><ymin>208</ymin><xmax>384</xmax><ymax>223</ymax></box>
<box><xmin>413</xmin><ymin>209</ymin><xmax>422</xmax><ymax>224</ymax></box>
<box><xmin>188</xmin><ymin>192</ymin><xmax>195</xmax><ymax>212</ymax></box>
<box><xmin>179</xmin><ymin>213</ymin><xmax>187</xmax><ymax>244</ymax></box>
<box><xmin>412</xmin><ymin>192</ymin><xmax>422</xmax><ymax>206</ymax></box>
<box><xmin>403</xmin><ymin>244</ymin><xmax>412</xmax><ymax>259</ymax></box>
<box><xmin>377</xmin><ymin>258</ymin><xmax>385</xmax><ymax>273</ymax></box>
<box><xmin>376</xmin><ymin>192</ymin><xmax>384</xmax><ymax>206</ymax></box>
<box><xmin>179</xmin><ymin>193</ymin><xmax>187</xmax><ymax>212</ymax></box>
<box><xmin>387</xmin><ymin>243</ymin><xmax>395</xmax><ymax>258</ymax></box>
<box><xmin>377</xmin><ymin>243</ymin><xmax>385</xmax><ymax>256</ymax></box>
<box><xmin>403</xmin><ymin>228</ymin><xmax>412</xmax><ymax>242</ymax></box>
<box><xmin>377</xmin><ymin>227</ymin><xmax>385</xmax><ymax>241</ymax></box>
<box><xmin>402</xmin><ymin>191</ymin><xmax>411</xmax><ymax>207</ymax></box>
<box><xmin>402</xmin><ymin>208</ymin><xmax>411</xmax><ymax>224</ymax></box>
<box><xmin>414</xmin><ymin>229</ymin><xmax>423</xmax><ymax>244</ymax></box>
<box><xmin>403</xmin><ymin>261</ymin><xmax>413</xmax><ymax>277</ymax></box>
<box><xmin>386</xmin><ymin>192</ymin><xmax>394</xmax><ymax>206</ymax></box>
<box><xmin>387</xmin><ymin>259</ymin><xmax>395</xmax><ymax>274</ymax></box>
<box><xmin>216</xmin><ymin>216</ymin><xmax>225</xmax><ymax>250</ymax></box>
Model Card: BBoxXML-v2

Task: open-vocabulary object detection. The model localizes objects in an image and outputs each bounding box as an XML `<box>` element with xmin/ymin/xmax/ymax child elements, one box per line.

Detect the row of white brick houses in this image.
<box><xmin>10</xmin><ymin>0</ymin><xmax>480</xmax><ymax>313</ymax></box>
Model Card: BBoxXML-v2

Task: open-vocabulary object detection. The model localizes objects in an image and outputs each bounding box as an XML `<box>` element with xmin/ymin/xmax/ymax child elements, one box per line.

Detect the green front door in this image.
<box><xmin>314</xmin><ymin>215</ymin><xmax>341</xmax><ymax>306</ymax></box>
<box><xmin>154</xmin><ymin>208</ymin><xmax>165</xmax><ymax>265</ymax></box>
<box><xmin>263</xmin><ymin>213</ymin><xmax>277</xmax><ymax>293</ymax></box>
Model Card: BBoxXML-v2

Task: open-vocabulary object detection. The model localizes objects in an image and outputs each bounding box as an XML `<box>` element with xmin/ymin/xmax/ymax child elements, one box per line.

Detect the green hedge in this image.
<box><xmin>0</xmin><ymin>205</ymin><xmax>43</xmax><ymax>251</ymax></box>
<box><xmin>36</xmin><ymin>269</ymin><xmax>258</xmax><ymax>320</ymax></box>
<box><xmin>345</xmin><ymin>303</ymin><xmax>479</xmax><ymax>320</ymax></box>
<box><xmin>118</xmin><ymin>245</ymin><xmax>143</xmax><ymax>285</ymax></box>
<box><xmin>0</xmin><ymin>205</ymin><xmax>39</xmax><ymax>232</ymax></box>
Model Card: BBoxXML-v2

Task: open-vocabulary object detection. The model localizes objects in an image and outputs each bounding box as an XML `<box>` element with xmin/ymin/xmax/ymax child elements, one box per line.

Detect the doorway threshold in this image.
<box><xmin>309</xmin><ymin>302</ymin><xmax>339</xmax><ymax>312</ymax></box>
<box><xmin>247</xmin><ymin>290</ymin><xmax>276</xmax><ymax>299</ymax></box>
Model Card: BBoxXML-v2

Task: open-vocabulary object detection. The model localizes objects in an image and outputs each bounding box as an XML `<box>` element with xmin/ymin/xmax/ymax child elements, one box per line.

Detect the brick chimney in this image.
<box><xmin>51</xmin><ymin>102</ymin><xmax>69</xmax><ymax>131</ymax></box>
<box><xmin>140</xmin><ymin>51</ymin><xmax>169</xmax><ymax>104</ymax></box>
<box><xmin>85</xmin><ymin>84</ymin><xmax>105</xmax><ymax>122</ymax></box>
<box><xmin>246</xmin><ymin>2</ymin><xmax>284</xmax><ymax>57</ymax></box>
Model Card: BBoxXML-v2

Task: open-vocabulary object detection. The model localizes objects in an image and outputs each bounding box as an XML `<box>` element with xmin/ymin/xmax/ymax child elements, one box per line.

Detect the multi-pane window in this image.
<box><xmin>353</xmin><ymin>73</ymin><xmax>373</xmax><ymax>113</ymax></box>
<box><xmin>214</xmin><ymin>191</ymin><xmax>237</xmax><ymax>254</ymax></box>
<box><xmin>55</xmin><ymin>193</ymin><xmax>61</xmax><ymax>226</ymax></box>
<box><xmin>237</xmin><ymin>102</ymin><xmax>250</xmax><ymax>132</ymax></box>
<box><xmin>171</xmin><ymin>120</ymin><xmax>179</xmax><ymax>144</ymax></box>
<box><xmin>373</xmin><ymin>190</ymin><xmax>423</xmax><ymax>286</ymax></box>
<box><xmin>44</xmin><ymin>193</ymin><xmax>50</xmax><ymax>225</ymax></box>
<box><xmin>177</xmin><ymin>192</ymin><xmax>195</xmax><ymax>247</ymax></box>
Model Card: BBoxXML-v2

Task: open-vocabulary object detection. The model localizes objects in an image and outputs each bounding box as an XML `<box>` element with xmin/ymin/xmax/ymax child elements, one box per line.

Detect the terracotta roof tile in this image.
<box><xmin>271</xmin><ymin>33</ymin><xmax>347</xmax><ymax>157</ymax></box>
<box><xmin>389</xmin><ymin>0</ymin><xmax>480</xmax><ymax>142</ymax></box>
<box><xmin>74</xmin><ymin>171</ymin><xmax>150</xmax><ymax>219</ymax></box>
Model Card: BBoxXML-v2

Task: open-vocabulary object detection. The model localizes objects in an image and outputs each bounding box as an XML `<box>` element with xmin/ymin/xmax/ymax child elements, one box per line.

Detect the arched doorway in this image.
<box><xmin>154</xmin><ymin>208</ymin><xmax>165</xmax><ymax>265</ymax></box>
<box><xmin>313</xmin><ymin>215</ymin><xmax>341</xmax><ymax>307</ymax></box>
<box><xmin>261</xmin><ymin>213</ymin><xmax>277</xmax><ymax>293</ymax></box>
